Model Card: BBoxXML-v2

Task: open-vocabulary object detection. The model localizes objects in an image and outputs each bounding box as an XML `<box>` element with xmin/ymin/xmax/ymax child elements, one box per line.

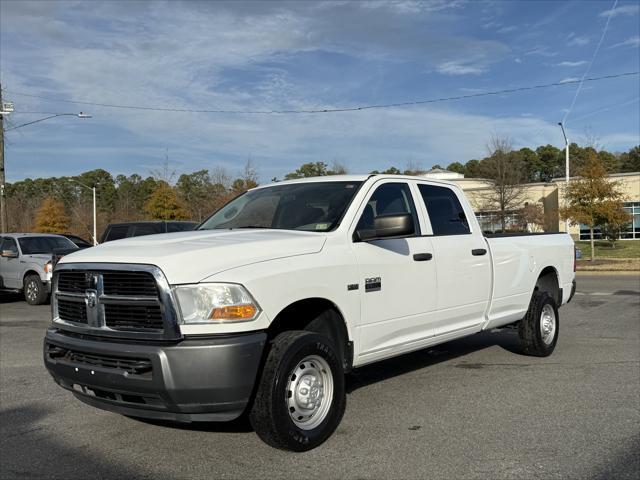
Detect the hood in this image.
<box><xmin>23</xmin><ymin>253</ymin><xmax>54</xmax><ymax>265</ymax></box>
<box><xmin>58</xmin><ymin>229</ymin><xmax>327</xmax><ymax>284</ymax></box>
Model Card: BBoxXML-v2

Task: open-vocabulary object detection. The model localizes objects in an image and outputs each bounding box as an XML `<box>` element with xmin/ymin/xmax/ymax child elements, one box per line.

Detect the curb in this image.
<box><xmin>575</xmin><ymin>271</ymin><xmax>640</xmax><ymax>276</ymax></box>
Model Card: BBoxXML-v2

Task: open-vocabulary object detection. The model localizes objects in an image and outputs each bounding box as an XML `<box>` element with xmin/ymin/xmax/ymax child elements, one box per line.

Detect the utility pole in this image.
<box><xmin>0</xmin><ymin>82</ymin><xmax>7</xmax><ymax>233</ymax></box>
<box><xmin>558</xmin><ymin>122</ymin><xmax>570</xmax><ymax>233</ymax></box>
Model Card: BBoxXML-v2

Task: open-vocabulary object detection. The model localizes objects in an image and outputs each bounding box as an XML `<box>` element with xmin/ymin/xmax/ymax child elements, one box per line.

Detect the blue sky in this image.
<box><xmin>1</xmin><ymin>0</ymin><xmax>639</xmax><ymax>182</ymax></box>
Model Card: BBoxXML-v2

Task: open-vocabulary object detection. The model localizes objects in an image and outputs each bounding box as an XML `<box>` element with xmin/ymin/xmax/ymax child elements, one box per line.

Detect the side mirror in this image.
<box><xmin>1</xmin><ymin>250</ymin><xmax>18</xmax><ymax>258</ymax></box>
<box><xmin>355</xmin><ymin>213</ymin><xmax>415</xmax><ymax>242</ymax></box>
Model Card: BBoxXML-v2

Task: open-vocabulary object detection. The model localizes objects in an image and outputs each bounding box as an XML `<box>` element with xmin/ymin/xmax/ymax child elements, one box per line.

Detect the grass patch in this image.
<box><xmin>575</xmin><ymin>240</ymin><xmax>640</xmax><ymax>259</ymax></box>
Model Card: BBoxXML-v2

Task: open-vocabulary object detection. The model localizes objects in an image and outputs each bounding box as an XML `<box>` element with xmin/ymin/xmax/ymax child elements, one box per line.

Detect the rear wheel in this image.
<box><xmin>24</xmin><ymin>274</ymin><xmax>48</xmax><ymax>305</ymax></box>
<box><xmin>249</xmin><ymin>331</ymin><xmax>346</xmax><ymax>451</ymax></box>
<box><xmin>518</xmin><ymin>291</ymin><xmax>559</xmax><ymax>357</ymax></box>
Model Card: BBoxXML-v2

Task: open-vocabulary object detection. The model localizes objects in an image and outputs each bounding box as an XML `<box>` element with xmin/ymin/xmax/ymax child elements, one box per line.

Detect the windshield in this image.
<box><xmin>199</xmin><ymin>181</ymin><xmax>362</xmax><ymax>232</ymax></box>
<box><xmin>18</xmin><ymin>236</ymin><xmax>77</xmax><ymax>254</ymax></box>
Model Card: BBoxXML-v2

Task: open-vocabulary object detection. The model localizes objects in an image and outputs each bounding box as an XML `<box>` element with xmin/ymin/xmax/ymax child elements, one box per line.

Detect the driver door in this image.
<box><xmin>0</xmin><ymin>237</ymin><xmax>21</xmax><ymax>289</ymax></box>
<box><xmin>350</xmin><ymin>180</ymin><xmax>438</xmax><ymax>363</ymax></box>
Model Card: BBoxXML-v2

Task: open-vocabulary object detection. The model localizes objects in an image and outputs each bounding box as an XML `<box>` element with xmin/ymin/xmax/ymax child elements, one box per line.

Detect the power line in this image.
<box><xmin>2</xmin><ymin>71</ymin><xmax>638</xmax><ymax>115</ymax></box>
<box><xmin>562</xmin><ymin>0</ymin><xmax>617</xmax><ymax>124</ymax></box>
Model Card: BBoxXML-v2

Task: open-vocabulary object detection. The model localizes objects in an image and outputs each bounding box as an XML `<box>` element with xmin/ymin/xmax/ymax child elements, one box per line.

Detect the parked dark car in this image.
<box><xmin>62</xmin><ymin>234</ymin><xmax>93</xmax><ymax>249</ymax></box>
<box><xmin>100</xmin><ymin>221</ymin><xmax>198</xmax><ymax>243</ymax></box>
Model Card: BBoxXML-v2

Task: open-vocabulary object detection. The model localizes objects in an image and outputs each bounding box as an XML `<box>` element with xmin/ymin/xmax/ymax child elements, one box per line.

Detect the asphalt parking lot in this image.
<box><xmin>1</xmin><ymin>274</ymin><xmax>639</xmax><ymax>480</ymax></box>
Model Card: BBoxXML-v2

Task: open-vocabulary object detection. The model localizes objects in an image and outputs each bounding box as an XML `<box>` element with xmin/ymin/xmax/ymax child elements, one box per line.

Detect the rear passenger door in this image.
<box><xmin>415</xmin><ymin>183</ymin><xmax>491</xmax><ymax>335</ymax></box>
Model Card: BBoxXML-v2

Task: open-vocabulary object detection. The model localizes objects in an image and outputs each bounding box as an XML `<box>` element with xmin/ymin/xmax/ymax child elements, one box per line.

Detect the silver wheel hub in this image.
<box><xmin>286</xmin><ymin>355</ymin><xmax>334</xmax><ymax>431</ymax></box>
<box><xmin>27</xmin><ymin>281</ymin><xmax>37</xmax><ymax>300</ymax></box>
<box><xmin>540</xmin><ymin>304</ymin><xmax>556</xmax><ymax>345</ymax></box>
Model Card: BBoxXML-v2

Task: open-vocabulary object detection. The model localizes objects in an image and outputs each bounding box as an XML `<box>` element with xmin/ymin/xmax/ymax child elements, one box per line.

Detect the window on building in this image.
<box><xmin>579</xmin><ymin>202</ymin><xmax>640</xmax><ymax>240</ymax></box>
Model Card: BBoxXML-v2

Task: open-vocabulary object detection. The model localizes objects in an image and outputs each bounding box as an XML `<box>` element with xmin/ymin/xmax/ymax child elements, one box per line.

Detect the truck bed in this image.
<box><xmin>483</xmin><ymin>232</ymin><xmax>574</xmax><ymax>330</ymax></box>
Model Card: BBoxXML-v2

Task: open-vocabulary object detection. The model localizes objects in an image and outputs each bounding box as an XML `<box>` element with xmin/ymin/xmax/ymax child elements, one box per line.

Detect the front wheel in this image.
<box><xmin>249</xmin><ymin>331</ymin><xmax>346</xmax><ymax>451</ymax></box>
<box><xmin>518</xmin><ymin>291</ymin><xmax>559</xmax><ymax>357</ymax></box>
<box><xmin>24</xmin><ymin>274</ymin><xmax>48</xmax><ymax>305</ymax></box>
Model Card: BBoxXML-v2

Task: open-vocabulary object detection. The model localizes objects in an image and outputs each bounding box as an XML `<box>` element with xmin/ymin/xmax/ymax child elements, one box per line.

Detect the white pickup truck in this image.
<box><xmin>44</xmin><ymin>175</ymin><xmax>576</xmax><ymax>451</ymax></box>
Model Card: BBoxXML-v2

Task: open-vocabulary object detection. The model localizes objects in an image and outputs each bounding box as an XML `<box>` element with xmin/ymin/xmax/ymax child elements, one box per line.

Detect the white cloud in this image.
<box><xmin>609</xmin><ymin>36</ymin><xmax>640</xmax><ymax>48</ymax></box>
<box><xmin>524</xmin><ymin>45</ymin><xmax>558</xmax><ymax>57</ymax></box>
<box><xmin>567</xmin><ymin>35</ymin><xmax>590</xmax><ymax>47</ymax></box>
<box><xmin>599</xmin><ymin>4</ymin><xmax>640</xmax><ymax>18</ymax></box>
<box><xmin>436</xmin><ymin>61</ymin><xmax>485</xmax><ymax>75</ymax></box>
<box><xmin>497</xmin><ymin>25</ymin><xmax>517</xmax><ymax>34</ymax></box>
<box><xmin>555</xmin><ymin>60</ymin><xmax>588</xmax><ymax>67</ymax></box>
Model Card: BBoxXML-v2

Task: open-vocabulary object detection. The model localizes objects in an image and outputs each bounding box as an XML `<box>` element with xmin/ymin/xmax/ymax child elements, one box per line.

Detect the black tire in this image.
<box><xmin>24</xmin><ymin>274</ymin><xmax>48</xmax><ymax>305</ymax></box>
<box><xmin>518</xmin><ymin>291</ymin><xmax>559</xmax><ymax>357</ymax></box>
<box><xmin>249</xmin><ymin>331</ymin><xmax>346</xmax><ymax>451</ymax></box>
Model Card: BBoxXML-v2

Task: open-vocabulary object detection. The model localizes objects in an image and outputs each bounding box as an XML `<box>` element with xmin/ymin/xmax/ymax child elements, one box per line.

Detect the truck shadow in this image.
<box><xmin>1</xmin><ymin>404</ymin><xmax>172</xmax><ymax>479</ymax></box>
<box><xmin>0</xmin><ymin>292</ymin><xmax>24</xmax><ymax>304</ymax></box>
<box><xmin>346</xmin><ymin>328</ymin><xmax>523</xmax><ymax>393</ymax></box>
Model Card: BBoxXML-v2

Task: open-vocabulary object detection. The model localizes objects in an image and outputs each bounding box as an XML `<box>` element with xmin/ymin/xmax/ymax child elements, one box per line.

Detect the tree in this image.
<box><xmin>464</xmin><ymin>159</ymin><xmax>482</xmax><ymax>178</ymax></box>
<box><xmin>144</xmin><ymin>182</ymin><xmax>190</xmax><ymax>220</ymax></box>
<box><xmin>475</xmin><ymin>135</ymin><xmax>527</xmax><ymax>232</ymax></box>
<box><xmin>446</xmin><ymin>162</ymin><xmax>466</xmax><ymax>175</ymax></box>
<box><xmin>176</xmin><ymin>170</ymin><xmax>219</xmax><ymax>222</ymax></box>
<box><xmin>34</xmin><ymin>198</ymin><xmax>70</xmax><ymax>233</ymax></box>
<box><xmin>520</xmin><ymin>202</ymin><xmax>545</xmax><ymax>232</ymax></box>
<box><xmin>284</xmin><ymin>162</ymin><xmax>329</xmax><ymax>179</ymax></box>
<box><xmin>514</xmin><ymin>147</ymin><xmax>540</xmax><ymax>183</ymax></box>
<box><xmin>535</xmin><ymin>145</ymin><xmax>563</xmax><ymax>182</ymax></box>
<box><xmin>560</xmin><ymin>153</ymin><xmax>631</xmax><ymax>261</ymax></box>
<box><xmin>619</xmin><ymin>146</ymin><xmax>640</xmax><ymax>172</ymax></box>
<box><xmin>370</xmin><ymin>166</ymin><xmax>402</xmax><ymax>175</ymax></box>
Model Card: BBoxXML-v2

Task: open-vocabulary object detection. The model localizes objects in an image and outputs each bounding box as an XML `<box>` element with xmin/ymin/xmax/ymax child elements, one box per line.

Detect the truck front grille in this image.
<box><xmin>53</xmin><ymin>265</ymin><xmax>180</xmax><ymax>340</ymax></box>
<box><xmin>57</xmin><ymin>272</ymin><xmax>89</xmax><ymax>293</ymax></box>
<box><xmin>57</xmin><ymin>299</ymin><xmax>88</xmax><ymax>324</ymax></box>
<box><xmin>102</xmin><ymin>271</ymin><xmax>158</xmax><ymax>296</ymax></box>
<box><xmin>105</xmin><ymin>304</ymin><xmax>164</xmax><ymax>331</ymax></box>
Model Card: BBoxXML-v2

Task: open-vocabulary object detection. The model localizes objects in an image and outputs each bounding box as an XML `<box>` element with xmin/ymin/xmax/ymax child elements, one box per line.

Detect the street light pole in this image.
<box><xmin>0</xmin><ymin>89</ymin><xmax>91</xmax><ymax>233</ymax></box>
<box><xmin>69</xmin><ymin>179</ymin><xmax>98</xmax><ymax>245</ymax></box>
<box><xmin>558</xmin><ymin>122</ymin><xmax>570</xmax><ymax>233</ymax></box>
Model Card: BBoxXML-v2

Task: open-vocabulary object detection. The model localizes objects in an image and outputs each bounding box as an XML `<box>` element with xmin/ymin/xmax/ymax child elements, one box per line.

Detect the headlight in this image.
<box><xmin>173</xmin><ymin>283</ymin><xmax>261</xmax><ymax>324</ymax></box>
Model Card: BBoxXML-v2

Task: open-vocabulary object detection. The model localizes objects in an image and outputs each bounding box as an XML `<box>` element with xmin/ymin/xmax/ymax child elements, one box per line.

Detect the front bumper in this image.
<box><xmin>44</xmin><ymin>328</ymin><xmax>266</xmax><ymax>422</ymax></box>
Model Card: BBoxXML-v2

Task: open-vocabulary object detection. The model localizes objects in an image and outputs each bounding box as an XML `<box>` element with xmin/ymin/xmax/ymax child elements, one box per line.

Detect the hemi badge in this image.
<box><xmin>347</xmin><ymin>284</ymin><xmax>359</xmax><ymax>291</ymax></box>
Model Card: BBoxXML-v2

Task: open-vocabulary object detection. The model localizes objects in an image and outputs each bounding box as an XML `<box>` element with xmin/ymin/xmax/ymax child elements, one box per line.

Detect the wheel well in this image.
<box><xmin>267</xmin><ymin>298</ymin><xmax>352</xmax><ymax>371</ymax></box>
<box><xmin>535</xmin><ymin>267</ymin><xmax>560</xmax><ymax>305</ymax></box>
<box><xmin>23</xmin><ymin>270</ymin><xmax>40</xmax><ymax>286</ymax></box>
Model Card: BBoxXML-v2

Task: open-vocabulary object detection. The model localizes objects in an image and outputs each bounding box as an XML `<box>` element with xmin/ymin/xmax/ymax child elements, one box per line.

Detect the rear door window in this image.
<box><xmin>417</xmin><ymin>184</ymin><xmax>470</xmax><ymax>236</ymax></box>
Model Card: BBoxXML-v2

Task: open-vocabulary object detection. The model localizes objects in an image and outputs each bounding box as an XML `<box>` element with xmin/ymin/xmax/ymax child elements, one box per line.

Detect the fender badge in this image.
<box><xmin>347</xmin><ymin>283</ymin><xmax>359</xmax><ymax>291</ymax></box>
<box><xmin>365</xmin><ymin>277</ymin><xmax>382</xmax><ymax>292</ymax></box>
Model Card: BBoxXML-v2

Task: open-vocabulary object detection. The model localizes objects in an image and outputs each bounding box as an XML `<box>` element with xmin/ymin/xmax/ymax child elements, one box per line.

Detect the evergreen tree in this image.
<box><xmin>143</xmin><ymin>182</ymin><xmax>190</xmax><ymax>220</ymax></box>
<box><xmin>34</xmin><ymin>198</ymin><xmax>70</xmax><ymax>233</ymax></box>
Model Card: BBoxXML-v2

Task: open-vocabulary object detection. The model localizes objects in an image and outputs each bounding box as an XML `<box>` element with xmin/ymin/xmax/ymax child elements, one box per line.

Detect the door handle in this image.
<box><xmin>472</xmin><ymin>248</ymin><xmax>487</xmax><ymax>256</ymax></box>
<box><xmin>413</xmin><ymin>253</ymin><xmax>433</xmax><ymax>261</ymax></box>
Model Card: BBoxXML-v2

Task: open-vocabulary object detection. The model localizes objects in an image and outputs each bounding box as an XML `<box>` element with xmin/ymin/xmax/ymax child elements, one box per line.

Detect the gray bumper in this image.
<box><xmin>44</xmin><ymin>328</ymin><xmax>266</xmax><ymax>422</ymax></box>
